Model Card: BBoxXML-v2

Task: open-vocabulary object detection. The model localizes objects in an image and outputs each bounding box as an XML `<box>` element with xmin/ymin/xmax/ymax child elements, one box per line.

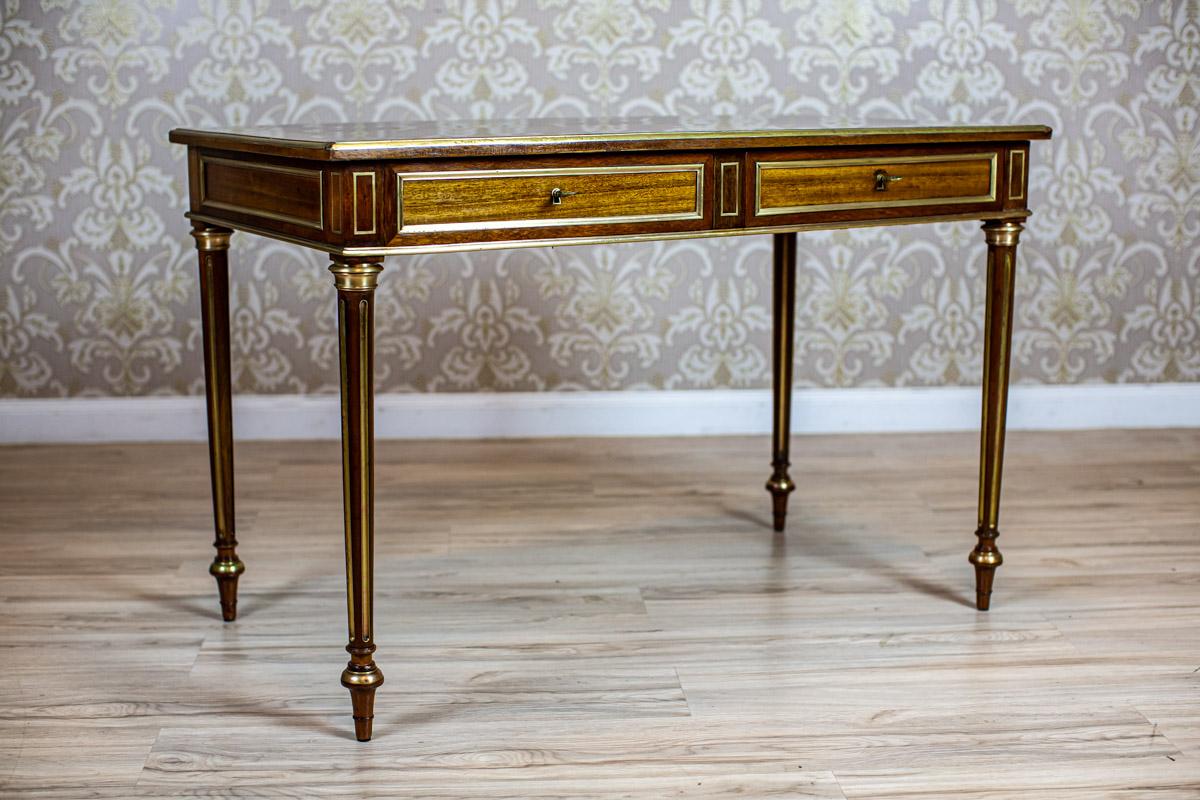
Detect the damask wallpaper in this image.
<box><xmin>1</xmin><ymin>1</ymin><xmax>1196</xmax><ymax>398</ymax></box>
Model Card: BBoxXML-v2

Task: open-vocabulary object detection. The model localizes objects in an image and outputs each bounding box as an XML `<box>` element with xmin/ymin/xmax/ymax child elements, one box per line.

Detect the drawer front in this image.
<box><xmin>753</xmin><ymin>152</ymin><xmax>998</xmax><ymax>217</ymax></box>
<box><xmin>396</xmin><ymin>163</ymin><xmax>705</xmax><ymax>234</ymax></box>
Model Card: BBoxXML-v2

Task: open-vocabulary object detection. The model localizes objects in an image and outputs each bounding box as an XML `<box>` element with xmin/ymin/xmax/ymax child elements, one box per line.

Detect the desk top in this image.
<box><xmin>169</xmin><ymin>115</ymin><xmax>1051</xmax><ymax>161</ymax></box>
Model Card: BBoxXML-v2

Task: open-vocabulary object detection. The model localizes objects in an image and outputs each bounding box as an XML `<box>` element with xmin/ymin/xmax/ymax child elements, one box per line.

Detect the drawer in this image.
<box><xmin>395</xmin><ymin>161</ymin><xmax>705</xmax><ymax>234</ymax></box>
<box><xmin>752</xmin><ymin>151</ymin><xmax>998</xmax><ymax>218</ymax></box>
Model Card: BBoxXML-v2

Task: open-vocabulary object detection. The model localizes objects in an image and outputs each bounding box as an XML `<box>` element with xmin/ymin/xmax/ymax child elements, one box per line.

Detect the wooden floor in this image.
<box><xmin>1</xmin><ymin>429</ymin><xmax>1198</xmax><ymax>798</ymax></box>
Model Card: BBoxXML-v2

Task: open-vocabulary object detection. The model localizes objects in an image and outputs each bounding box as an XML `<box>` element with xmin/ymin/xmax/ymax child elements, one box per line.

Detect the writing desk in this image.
<box><xmin>169</xmin><ymin>116</ymin><xmax>1051</xmax><ymax>741</ymax></box>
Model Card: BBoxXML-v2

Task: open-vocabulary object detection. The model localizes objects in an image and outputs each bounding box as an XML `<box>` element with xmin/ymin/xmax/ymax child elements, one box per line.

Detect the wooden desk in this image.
<box><xmin>169</xmin><ymin>116</ymin><xmax>1051</xmax><ymax>741</ymax></box>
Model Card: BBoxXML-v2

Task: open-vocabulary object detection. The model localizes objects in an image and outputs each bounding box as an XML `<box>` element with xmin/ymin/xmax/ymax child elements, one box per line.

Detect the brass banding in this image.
<box><xmin>172</xmin><ymin>124</ymin><xmax>1052</xmax><ymax>159</ymax></box>
<box><xmin>326</xmin><ymin>125</ymin><xmax>1052</xmax><ymax>154</ymax></box>
<box><xmin>720</xmin><ymin>161</ymin><xmax>740</xmax><ymax>217</ymax></box>
<box><xmin>187</xmin><ymin>208</ymin><xmax>1032</xmax><ymax>258</ymax></box>
<box><xmin>1008</xmin><ymin>149</ymin><xmax>1027</xmax><ymax>201</ymax></box>
<box><xmin>352</xmin><ymin>171</ymin><xmax>377</xmax><ymax>235</ymax></box>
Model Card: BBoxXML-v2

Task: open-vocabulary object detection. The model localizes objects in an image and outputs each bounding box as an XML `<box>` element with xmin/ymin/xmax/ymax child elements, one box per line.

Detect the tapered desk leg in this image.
<box><xmin>971</xmin><ymin>220</ymin><xmax>1022</xmax><ymax>611</ymax></box>
<box><xmin>192</xmin><ymin>223</ymin><xmax>244</xmax><ymax>622</ymax></box>
<box><xmin>331</xmin><ymin>257</ymin><xmax>385</xmax><ymax>741</ymax></box>
<box><xmin>766</xmin><ymin>232</ymin><xmax>797</xmax><ymax>532</ymax></box>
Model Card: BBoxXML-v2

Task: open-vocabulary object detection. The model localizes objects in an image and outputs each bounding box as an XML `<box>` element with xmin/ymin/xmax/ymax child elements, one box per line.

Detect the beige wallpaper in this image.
<box><xmin>1</xmin><ymin>1</ymin><xmax>1196</xmax><ymax>398</ymax></box>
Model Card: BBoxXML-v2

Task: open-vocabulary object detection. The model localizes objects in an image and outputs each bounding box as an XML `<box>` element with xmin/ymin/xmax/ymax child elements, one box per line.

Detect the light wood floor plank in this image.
<box><xmin>0</xmin><ymin>431</ymin><xmax>1197</xmax><ymax>796</ymax></box>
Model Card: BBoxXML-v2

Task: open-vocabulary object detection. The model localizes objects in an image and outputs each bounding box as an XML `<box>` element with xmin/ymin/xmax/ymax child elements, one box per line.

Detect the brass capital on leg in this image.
<box><xmin>192</xmin><ymin>222</ymin><xmax>243</xmax><ymax>622</ymax></box>
<box><xmin>972</xmin><ymin>220</ymin><xmax>1022</xmax><ymax>611</ymax></box>
<box><xmin>331</xmin><ymin>256</ymin><xmax>385</xmax><ymax>740</ymax></box>
<box><xmin>766</xmin><ymin>232</ymin><xmax>798</xmax><ymax>532</ymax></box>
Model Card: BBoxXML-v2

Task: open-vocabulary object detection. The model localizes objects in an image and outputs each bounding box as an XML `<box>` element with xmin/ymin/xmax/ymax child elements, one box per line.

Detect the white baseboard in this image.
<box><xmin>1</xmin><ymin>384</ymin><xmax>1197</xmax><ymax>444</ymax></box>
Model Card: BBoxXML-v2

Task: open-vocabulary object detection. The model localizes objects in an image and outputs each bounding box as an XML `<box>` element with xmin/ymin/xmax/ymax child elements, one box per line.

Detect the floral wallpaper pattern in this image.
<box><xmin>1</xmin><ymin>0</ymin><xmax>1196</xmax><ymax>397</ymax></box>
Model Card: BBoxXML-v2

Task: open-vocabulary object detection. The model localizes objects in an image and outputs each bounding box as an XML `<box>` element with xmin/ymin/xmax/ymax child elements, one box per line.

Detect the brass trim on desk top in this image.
<box><xmin>329</xmin><ymin>126</ymin><xmax>1051</xmax><ymax>154</ymax></box>
<box><xmin>352</xmin><ymin>171</ymin><xmax>377</xmax><ymax>236</ymax></box>
<box><xmin>1008</xmin><ymin>149</ymin><xmax>1027</xmax><ymax>201</ymax></box>
<box><xmin>170</xmin><ymin>121</ymin><xmax>1052</xmax><ymax>160</ymax></box>
<box><xmin>186</xmin><ymin>208</ymin><xmax>1032</xmax><ymax>258</ymax></box>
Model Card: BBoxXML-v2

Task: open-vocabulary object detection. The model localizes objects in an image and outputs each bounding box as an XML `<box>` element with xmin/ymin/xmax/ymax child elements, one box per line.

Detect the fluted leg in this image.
<box><xmin>331</xmin><ymin>257</ymin><xmax>385</xmax><ymax>741</ymax></box>
<box><xmin>971</xmin><ymin>220</ymin><xmax>1022</xmax><ymax>611</ymax></box>
<box><xmin>766</xmin><ymin>232</ymin><xmax>797</xmax><ymax>532</ymax></box>
<box><xmin>192</xmin><ymin>223</ymin><xmax>244</xmax><ymax>622</ymax></box>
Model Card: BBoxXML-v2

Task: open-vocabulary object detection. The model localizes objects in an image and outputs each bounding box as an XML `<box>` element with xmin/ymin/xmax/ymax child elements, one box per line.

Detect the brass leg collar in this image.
<box><xmin>766</xmin><ymin>465</ymin><xmax>796</xmax><ymax>532</ymax></box>
<box><xmin>765</xmin><ymin>475</ymin><xmax>795</xmax><ymax>495</ymax></box>
<box><xmin>191</xmin><ymin>228</ymin><xmax>232</xmax><ymax>251</ymax></box>
<box><xmin>341</xmin><ymin>664</ymin><xmax>384</xmax><ymax>690</ymax></box>
<box><xmin>209</xmin><ymin>558</ymin><xmax>246</xmax><ymax>577</ymax></box>
<box><xmin>330</xmin><ymin>261</ymin><xmax>383</xmax><ymax>291</ymax></box>
<box><xmin>968</xmin><ymin>548</ymin><xmax>1003</xmax><ymax>568</ymax></box>
<box><xmin>982</xmin><ymin>220</ymin><xmax>1023</xmax><ymax>247</ymax></box>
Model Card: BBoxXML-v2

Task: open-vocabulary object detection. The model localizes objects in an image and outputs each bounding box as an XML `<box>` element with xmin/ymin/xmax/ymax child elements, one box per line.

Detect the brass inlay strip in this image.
<box><xmin>720</xmin><ymin>161</ymin><xmax>740</xmax><ymax>217</ymax></box>
<box><xmin>337</xmin><ymin>295</ymin><xmax>355</xmax><ymax>641</ymax></box>
<box><xmin>353</xmin><ymin>171</ymin><xmax>377</xmax><ymax>235</ymax></box>
<box><xmin>187</xmin><ymin>208</ymin><xmax>1031</xmax><ymax>257</ymax></box>
<box><xmin>199</xmin><ymin>156</ymin><xmax>324</xmax><ymax>230</ymax></box>
<box><xmin>775</xmin><ymin>242</ymin><xmax>790</xmax><ymax>453</ymax></box>
<box><xmin>358</xmin><ymin>296</ymin><xmax>371</xmax><ymax>643</ymax></box>
<box><xmin>1008</xmin><ymin>149</ymin><xmax>1026</xmax><ymax>201</ymax></box>
<box><xmin>329</xmin><ymin>172</ymin><xmax>342</xmax><ymax>234</ymax></box>
<box><xmin>396</xmin><ymin>163</ymin><xmax>705</xmax><ymax>233</ymax></box>
<box><xmin>754</xmin><ymin>152</ymin><xmax>998</xmax><ymax>216</ymax></box>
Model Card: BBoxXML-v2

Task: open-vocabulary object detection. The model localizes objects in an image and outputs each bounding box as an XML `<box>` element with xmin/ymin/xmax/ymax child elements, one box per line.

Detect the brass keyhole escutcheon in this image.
<box><xmin>874</xmin><ymin>169</ymin><xmax>903</xmax><ymax>192</ymax></box>
<box><xmin>550</xmin><ymin>187</ymin><xmax>578</xmax><ymax>205</ymax></box>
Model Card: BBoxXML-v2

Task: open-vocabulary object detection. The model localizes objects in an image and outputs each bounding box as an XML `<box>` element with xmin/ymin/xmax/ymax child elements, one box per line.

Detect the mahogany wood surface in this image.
<box><xmin>754</xmin><ymin>152</ymin><xmax>995</xmax><ymax>213</ymax></box>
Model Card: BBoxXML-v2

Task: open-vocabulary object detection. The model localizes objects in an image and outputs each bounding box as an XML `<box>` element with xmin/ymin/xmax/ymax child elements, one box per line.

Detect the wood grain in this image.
<box><xmin>398</xmin><ymin>163</ymin><xmax>702</xmax><ymax>231</ymax></box>
<box><xmin>755</xmin><ymin>153</ymin><xmax>995</xmax><ymax>214</ymax></box>
<box><xmin>199</xmin><ymin>155</ymin><xmax>323</xmax><ymax>230</ymax></box>
<box><xmin>1</xmin><ymin>429</ymin><xmax>1195</xmax><ymax>797</ymax></box>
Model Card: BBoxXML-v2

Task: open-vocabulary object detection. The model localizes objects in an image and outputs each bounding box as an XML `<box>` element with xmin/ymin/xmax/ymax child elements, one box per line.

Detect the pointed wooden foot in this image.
<box><xmin>969</xmin><ymin>535</ymin><xmax>1003</xmax><ymax>611</ymax></box>
<box><xmin>210</xmin><ymin>559</ymin><xmax>244</xmax><ymax>622</ymax></box>
<box><xmin>765</xmin><ymin>469</ymin><xmax>795</xmax><ymax>532</ymax></box>
<box><xmin>341</xmin><ymin>664</ymin><xmax>384</xmax><ymax>741</ymax></box>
